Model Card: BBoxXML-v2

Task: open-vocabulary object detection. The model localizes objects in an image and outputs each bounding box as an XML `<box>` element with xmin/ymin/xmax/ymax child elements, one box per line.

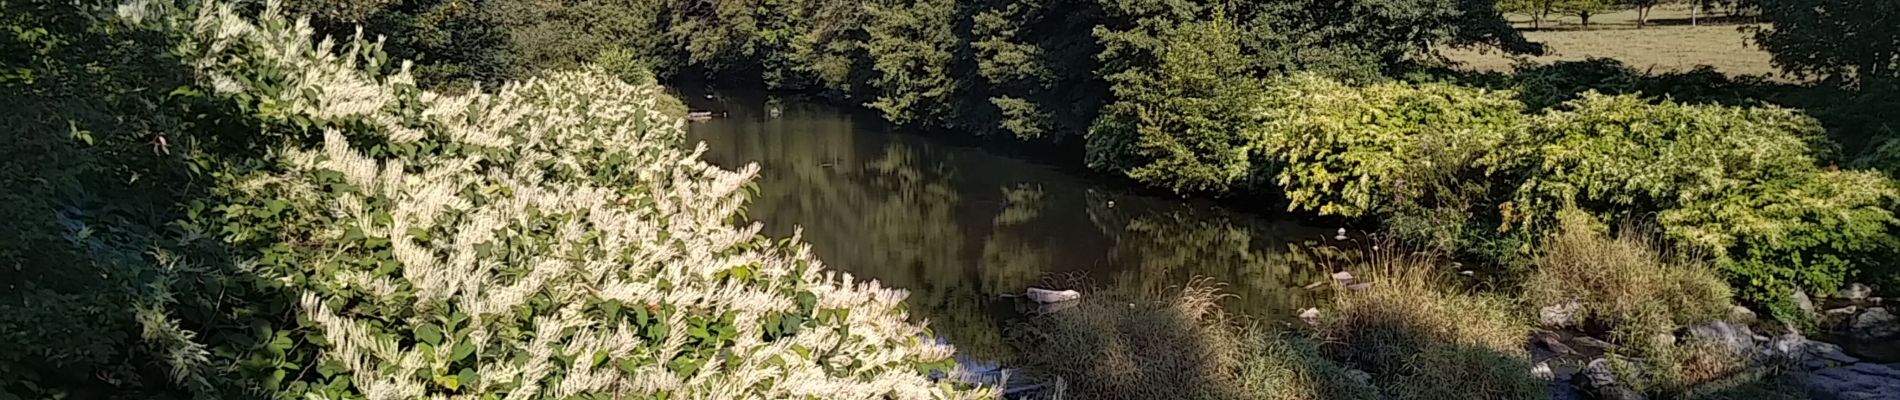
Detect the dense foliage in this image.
<box><xmin>3</xmin><ymin>1</ymin><xmax>980</xmax><ymax>397</ymax></box>
<box><xmin>1120</xmin><ymin>69</ymin><xmax>1898</xmax><ymax>316</ymax></box>
<box><xmin>1492</xmin><ymin>94</ymin><xmax>1897</xmax><ymax>316</ymax></box>
<box><xmin>1751</xmin><ymin>0</ymin><xmax>1898</xmax><ymax>85</ymax></box>
<box><xmin>286</xmin><ymin>0</ymin><xmax>1537</xmax><ymax>143</ymax></box>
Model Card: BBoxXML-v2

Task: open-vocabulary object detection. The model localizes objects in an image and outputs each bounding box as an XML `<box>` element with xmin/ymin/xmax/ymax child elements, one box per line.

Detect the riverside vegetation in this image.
<box><xmin>6</xmin><ymin>0</ymin><xmax>1900</xmax><ymax>399</ymax></box>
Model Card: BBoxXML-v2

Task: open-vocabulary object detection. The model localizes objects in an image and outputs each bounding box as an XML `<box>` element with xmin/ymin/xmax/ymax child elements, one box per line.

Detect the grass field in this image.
<box><xmin>1440</xmin><ymin>5</ymin><xmax>1788</xmax><ymax>79</ymax></box>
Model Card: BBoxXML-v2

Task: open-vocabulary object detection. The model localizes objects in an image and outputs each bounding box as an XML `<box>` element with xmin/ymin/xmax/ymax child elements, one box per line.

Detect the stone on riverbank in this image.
<box><xmin>1540</xmin><ymin>300</ymin><xmax>1583</xmax><ymax>328</ymax></box>
<box><xmin>1849</xmin><ymin>307</ymin><xmax>1898</xmax><ymax>340</ymax></box>
<box><xmin>1581</xmin><ymin>358</ymin><xmax>1649</xmax><ymax>400</ymax></box>
<box><xmin>1682</xmin><ymin>320</ymin><xmax>1755</xmax><ymax>355</ymax></box>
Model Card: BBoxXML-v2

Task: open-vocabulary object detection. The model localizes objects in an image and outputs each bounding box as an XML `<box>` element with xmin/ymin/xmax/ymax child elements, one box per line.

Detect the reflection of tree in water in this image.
<box><xmin>693</xmin><ymin>106</ymin><xmax>1030</xmax><ymax>361</ymax></box>
<box><xmin>1083</xmin><ymin>191</ymin><xmax>1344</xmax><ymax>319</ymax></box>
<box><xmin>691</xmin><ymin>98</ymin><xmax>1356</xmax><ymax>363</ymax></box>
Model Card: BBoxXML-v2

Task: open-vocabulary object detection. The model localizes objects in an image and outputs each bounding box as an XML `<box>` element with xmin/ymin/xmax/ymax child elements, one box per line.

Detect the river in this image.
<box><xmin>682</xmin><ymin>91</ymin><xmax>1354</xmax><ymax>361</ymax></box>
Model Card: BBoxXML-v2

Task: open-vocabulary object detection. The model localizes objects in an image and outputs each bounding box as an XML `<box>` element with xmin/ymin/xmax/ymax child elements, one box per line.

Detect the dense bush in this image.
<box><xmin>2</xmin><ymin>0</ymin><xmax>292</xmax><ymax>396</ymax></box>
<box><xmin>8</xmin><ymin>1</ymin><xmax>985</xmax><ymax>398</ymax></box>
<box><xmin>1257</xmin><ymin>74</ymin><xmax>1524</xmax><ymax>218</ymax></box>
<box><xmin>1491</xmin><ymin>94</ymin><xmax>1898</xmax><ymax>315</ymax></box>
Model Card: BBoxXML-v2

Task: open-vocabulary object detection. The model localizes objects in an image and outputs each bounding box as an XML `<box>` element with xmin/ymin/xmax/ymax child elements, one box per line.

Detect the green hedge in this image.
<box><xmin>1494</xmin><ymin>94</ymin><xmax>1897</xmax><ymax>313</ymax></box>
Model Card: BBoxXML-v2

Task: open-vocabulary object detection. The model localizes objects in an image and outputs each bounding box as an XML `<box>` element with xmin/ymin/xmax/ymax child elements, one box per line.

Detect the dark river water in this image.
<box><xmin>683</xmin><ymin>91</ymin><xmax>1352</xmax><ymax>361</ymax></box>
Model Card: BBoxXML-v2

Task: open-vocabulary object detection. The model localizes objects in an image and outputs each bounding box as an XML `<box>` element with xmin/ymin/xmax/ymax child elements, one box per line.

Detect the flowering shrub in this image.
<box><xmin>140</xmin><ymin>1</ymin><xmax>981</xmax><ymax>398</ymax></box>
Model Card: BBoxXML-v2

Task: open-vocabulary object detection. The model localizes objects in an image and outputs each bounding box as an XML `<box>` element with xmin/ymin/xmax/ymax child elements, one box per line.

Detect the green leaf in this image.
<box><xmin>416</xmin><ymin>324</ymin><xmax>443</xmax><ymax>346</ymax></box>
<box><xmin>456</xmin><ymin>368</ymin><xmax>478</xmax><ymax>390</ymax></box>
<box><xmin>452</xmin><ymin>343</ymin><xmax>476</xmax><ymax>362</ymax></box>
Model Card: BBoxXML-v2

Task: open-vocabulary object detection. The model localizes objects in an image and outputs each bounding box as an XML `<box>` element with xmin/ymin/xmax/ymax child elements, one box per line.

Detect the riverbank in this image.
<box><xmin>978</xmin><ymin>217</ymin><xmax>1900</xmax><ymax>400</ymax></box>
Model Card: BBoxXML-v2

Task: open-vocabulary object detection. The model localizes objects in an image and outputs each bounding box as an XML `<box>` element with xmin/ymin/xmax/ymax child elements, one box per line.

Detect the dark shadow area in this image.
<box><xmin>3</xmin><ymin>1</ymin><xmax>305</xmax><ymax>398</ymax></box>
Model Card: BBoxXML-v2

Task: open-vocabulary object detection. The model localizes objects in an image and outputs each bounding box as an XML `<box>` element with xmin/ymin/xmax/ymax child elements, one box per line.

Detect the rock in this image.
<box><xmin>1805</xmin><ymin>363</ymin><xmax>1900</xmax><ymax>400</ymax></box>
<box><xmin>1794</xmin><ymin>288</ymin><xmax>1820</xmax><ymax>320</ymax></box>
<box><xmin>1345</xmin><ymin>282</ymin><xmax>1374</xmax><ymax>292</ymax></box>
<box><xmin>1825</xmin><ymin>306</ymin><xmax>1862</xmax><ymax>327</ymax></box>
<box><xmin>1298</xmin><ymin>307</ymin><xmax>1321</xmax><ymax>325</ymax></box>
<box><xmin>1850</xmin><ymin>307</ymin><xmax>1899</xmax><ymax>340</ymax></box>
<box><xmin>1574</xmin><ymin>336</ymin><xmax>1615</xmax><ymax>352</ymax></box>
<box><xmin>1345</xmin><ymin>368</ymin><xmax>1372</xmax><ymax>386</ymax></box>
<box><xmin>1767</xmin><ymin>333</ymin><xmax>1857</xmax><ymax>370</ymax></box>
<box><xmin>1532</xmin><ymin>362</ymin><xmax>1555</xmax><ymax>380</ymax></box>
<box><xmin>1548</xmin><ymin>380</ymin><xmax>1586</xmax><ymax>400</ymax></box>
<box><xmin>1538</xmin><ymin>334</ymin><xmax>1577</xmax><ymax>355</ymax></box>
<box><xmin>1839</xmin><ymin>283</ymin><xmax>1874</xmax><ymax>302</ymax></box>
<box><xmin>1330</xmin><ymin>271</ymin><xmax>1354</xmax><ymax>283</ymax></box>
<box><xmin>1032</xmin><ymin>299</ymin><xmax>1079</xmax><ymax>314</ymax></box>
<box><xmin>1024</xmin><ymin>288</ymin><xmax>1081</xmax><ymax>303</ymax></box>
<box><xmin>1581</xmin><ymin>358</ymin><xmax>1649</xmax><ymax>400</ymax></box>
<box><xmin>1683</xmin><ymin>320</ymin><xmax>1756</xmax><ymax>355</ymax></box>
<box><xmin>1729</xmin><ymin>305</ymin><xmax>1759</xmax><ymax>324</ymax></box>
<box><xmin>1540</xmin><ymin>300</ymin><xmax>1584</xmax><ymax>328</ymax></box>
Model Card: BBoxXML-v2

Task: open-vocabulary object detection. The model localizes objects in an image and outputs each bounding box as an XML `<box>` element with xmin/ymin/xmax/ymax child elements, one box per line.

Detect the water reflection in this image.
<box><xmin>686</xmin><ymin>92</ymin><xmax>1343</xmax><ymax>361</ymax></box>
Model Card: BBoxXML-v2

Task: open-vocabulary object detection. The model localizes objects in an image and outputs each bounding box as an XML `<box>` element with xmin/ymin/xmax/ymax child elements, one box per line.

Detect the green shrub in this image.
<box><xmin>138</xmin><ymin>1</ymin><xmax>983</xmax><ymax>398</ymax></box>
<box><xmin>1315</xmin><ymin>255</ymin><xmax>1542</xmax><ymax>400</ymax></box>
<box><xmin>1492</xmin><ymin>93</ymin><xmax>1898</xmax><ymax>310</ymax></box>
<box><xmin>1257</xmin><ymin>74</ymin><xmax>1525</xmax><ymax>219</ymax></box>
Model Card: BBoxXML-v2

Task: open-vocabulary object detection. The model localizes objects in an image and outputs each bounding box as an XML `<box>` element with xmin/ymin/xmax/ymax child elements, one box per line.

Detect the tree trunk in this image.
<box><xmin>1691</xmin><ymin>3</ymin><xmax>1699</xmax><ymax>26</ymax></box>
<box><xmin>1580</xmin><ymin>11</ymin><xmax>1592</xmax><ymax>28</ymax></box>
<box><xmin>1637</xmin><ymin>7</ymin><xmax>1648</xmax><ymax>28</ymax></box>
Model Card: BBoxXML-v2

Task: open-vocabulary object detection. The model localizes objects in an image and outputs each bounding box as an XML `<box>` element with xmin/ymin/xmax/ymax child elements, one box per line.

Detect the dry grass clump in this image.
<box><xmin>1009</xmin><ymin>281</ymin><xmax>1244</xmax><ymax>400</ymax></box>
<box><xmin>1316</xmin><ymin>255</ymin><xmax>1543</xmax><ymax>400</ymax></box>
<box><xmin>1524</xmin><ymin>211</ymin><xmax>1734</xmax><ymax>350</ymax></box>
<box><xmin>1011</xmin><ymin>280</ymin><xmax>1378</xmax><ymax>400</ymax></box>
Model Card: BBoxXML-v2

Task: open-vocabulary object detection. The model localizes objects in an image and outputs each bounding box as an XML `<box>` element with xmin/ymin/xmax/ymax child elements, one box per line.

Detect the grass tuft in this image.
<box><xmin>1524</xmin><ymin>210</ymin><xmax>1733</xmax><ymax>351</ymax></box>
<box><xmin>1316</xmin><ymin>253</ymin><xmax>1544</xmax><ymax>400</ymax></box>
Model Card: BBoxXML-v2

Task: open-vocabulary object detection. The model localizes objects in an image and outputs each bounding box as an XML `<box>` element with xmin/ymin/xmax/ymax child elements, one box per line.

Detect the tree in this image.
<box><xmin>1619</xmin><ymin>0</ymin><xmax>1669</xmax><ymax>28</ymax></box>
<box><xmin>1559</xmin><ymin>0</ymin><xmax>1610</xmax><ymax>28</ymax></box>
<box><xmin>1751</xmin><ymin>0</ymin><xmax>1900</xmax><ymax>85</ymax></box>
<box><xmin>1500</xmin><ymin>0</ymin><xmax>1559</xmax><ymax>29</ymax></box>
<box><xmin>862</xmin><ymin>0</ymin><xmax>963</xmax><ymax>126</ymax></box>
<box><xmin>1088</xmin><ymin>11</ymin><xmax>1267</xmax><ymax>193</ymax></box>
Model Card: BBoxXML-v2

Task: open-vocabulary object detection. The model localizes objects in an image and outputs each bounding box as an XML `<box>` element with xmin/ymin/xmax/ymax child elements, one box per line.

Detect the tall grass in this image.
<box><xmin>1315</xmin><ymin>253</ymin><xmax>1544</xmax><ymax>400</ymax></box>
<box><xmin>1523</xmin><ymin>211</ymin><xmax>1733</xmax><ymax>349</ymax></box>
<box><xmin>1009</xmin><ymin>280</ymin><xmax>1379</xmax><ymax>400</ymax></box>
<box><xmin>1009</xmin><ymin>280</ymin><xmax>1243</xmax><ymax>400</ymax></box>
<box><xmin>1519</xmin><ymin>211</ymin><xmax>1804</xmax><ymax>398</ymax></box>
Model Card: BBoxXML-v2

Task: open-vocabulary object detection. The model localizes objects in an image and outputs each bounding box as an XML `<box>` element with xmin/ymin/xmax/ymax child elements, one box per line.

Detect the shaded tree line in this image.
<box><xmin>291</xmin><ymin>0</ymin><xmax>1540</xmax><ymax>142</ymax></box>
